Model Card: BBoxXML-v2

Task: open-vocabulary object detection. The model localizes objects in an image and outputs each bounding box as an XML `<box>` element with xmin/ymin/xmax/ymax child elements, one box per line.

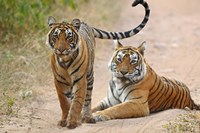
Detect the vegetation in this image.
<box><xmin>162</xmin><ymin>112</ymin><xmax>200</xmax><ymax>133</ymax></box>
<box><xmin>0</xmin><ymin>0</ymin><xmax>121</xmax><ymax>115</ymax></box>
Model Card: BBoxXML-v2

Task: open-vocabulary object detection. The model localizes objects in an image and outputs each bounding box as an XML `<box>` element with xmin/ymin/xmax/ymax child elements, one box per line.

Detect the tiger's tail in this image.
<box><xmin>190</xmin><ymin>100</ymin><xmax>200</xmax><ymax>110</ymax></box>
<box><xmin>93</xmin><ymin>0</ymin><xmax>150</xmax><ymax>39</ymax></box>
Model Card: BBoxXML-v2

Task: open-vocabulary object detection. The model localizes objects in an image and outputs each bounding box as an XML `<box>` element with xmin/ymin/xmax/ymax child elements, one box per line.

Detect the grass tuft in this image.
<box><xmin>163</xmin><ymin>112</ymin><xmax>200</xmax><ymax>133</ymax></box>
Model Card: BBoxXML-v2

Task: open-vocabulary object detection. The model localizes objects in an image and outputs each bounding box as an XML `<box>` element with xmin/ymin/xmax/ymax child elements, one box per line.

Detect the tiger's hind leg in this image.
<box><xmin>81</xmin><ymin>71</ymin><xmax>96</xmax><ymax>123</ymax></box>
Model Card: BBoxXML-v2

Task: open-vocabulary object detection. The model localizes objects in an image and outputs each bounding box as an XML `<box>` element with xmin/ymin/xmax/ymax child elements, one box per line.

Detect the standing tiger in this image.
<box><xmin>92</xmin><ymin>41</ymin><xmax>200</xmax><ymax>121</ymax></box>
<box><xmin>46</xmin><ymin>0</ymin><xmax>150</xmax><ymax>129</ymax></box>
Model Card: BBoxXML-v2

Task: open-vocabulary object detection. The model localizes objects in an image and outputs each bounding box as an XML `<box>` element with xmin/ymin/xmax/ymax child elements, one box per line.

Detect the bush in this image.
<box><xmin>0</xmin><ymin>0</ymin><xmax>83</xmax><ymax>43</ymax></box>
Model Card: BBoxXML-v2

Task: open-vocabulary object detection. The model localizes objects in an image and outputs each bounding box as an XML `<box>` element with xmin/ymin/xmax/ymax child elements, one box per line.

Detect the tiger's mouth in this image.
<box><xmin>55</xmin><ymin>48</ymin><xmax>79</xmax><ymax>61</ymax></box>
<box><xmin>55</xmin><ymin>49</ymin><xmax>70</xmax><ymax>56</ymax></box>
<box><xmin>113</xmin><ymin>63</ymin><xmax>146</xmax><ymax>83</ymax></box>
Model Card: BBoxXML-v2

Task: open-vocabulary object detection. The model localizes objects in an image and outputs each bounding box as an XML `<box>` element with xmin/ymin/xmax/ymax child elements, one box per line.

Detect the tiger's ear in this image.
<box><xmin>71</xmin><ymin>18</ymin><xmax>81</xmax><ymax>31</ymax></box>
<box><xmin>138</xmin><ymin>41</ymin><xmax>147</xmax><ymax>56</ymax></box>
<box><xmin>48</xmin><ymin>16</ymin><xmax>56</xmax><ymax>28</ymax></box>
<box><xmin>115</xmin><ymin>40</ymin><xmax>123</xmax><ymax>50</ymax></box>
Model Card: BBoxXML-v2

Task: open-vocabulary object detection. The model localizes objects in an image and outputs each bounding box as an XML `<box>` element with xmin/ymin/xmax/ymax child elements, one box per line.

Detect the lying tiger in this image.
<box><xmin>92</xmin><ymin>40</ymin><xmax>200</xmax><ymax>121</ymax></box>
<box><xmin>46</xmin><ymin>0</ymin><xmax>150</xmax><ymax>129</ymax></box>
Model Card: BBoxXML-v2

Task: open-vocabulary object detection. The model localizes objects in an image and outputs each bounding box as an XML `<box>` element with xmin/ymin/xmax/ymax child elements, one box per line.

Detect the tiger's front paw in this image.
<box><xmin>82</xmin><ymin>116</ymin><xmax>96</xmax><ymax>123</ymax></box>
<box><xmin>58</xmin><ymin>119</ymin><xmax>67</xmax><ymax>127</ymax></box>
<box><xmin>67</xmin><ymin>121</ymin><xmax>79</xmax><ymax>129</ymax></box>
<box><xmin>92</xmin><ymin>111</ymin><xmax>111</xmax><ymax>122</ymax></box>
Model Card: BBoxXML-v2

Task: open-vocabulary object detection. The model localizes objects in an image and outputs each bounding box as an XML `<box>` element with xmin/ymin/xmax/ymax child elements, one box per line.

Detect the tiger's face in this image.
<box><xmin>46</xmin><ymin>16</ymin><xmax>81</xmax><ymax>60</ymax></box>
<box><xmin>109</xmin><ymin>41</ymin><xmax>147</xmax><ymax>83</ymax></box>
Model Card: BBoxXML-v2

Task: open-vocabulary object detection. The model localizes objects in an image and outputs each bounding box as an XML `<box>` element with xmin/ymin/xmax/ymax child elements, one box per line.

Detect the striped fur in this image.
<box><xmin>93</xmin><ymin>0</ymin><xmax>150</xmax><ymax>39</ymax></box>
<box><xmin>47</xmin><ymin>18</ymin><xmax>96</xmax><ymax>129</ymax></box>
<box><xmin>92</xmin><ymin>41</ymin><xmax>200</xmax><ymax>121</ymax></box>
<box><xmin>46</xmin><ymin>0</ymin><xmax>150</xmax><ymax>129</ymax></box>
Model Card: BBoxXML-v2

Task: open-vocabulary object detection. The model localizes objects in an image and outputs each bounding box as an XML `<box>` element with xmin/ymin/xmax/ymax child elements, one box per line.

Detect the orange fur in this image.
<box><xmin>92</xmin><ymin>41</ymin><xmax>199</xmax><ymax>121</ymax></box>
<box><xmin>45</xmin><ymin>0</ymin><xmax>151</xmax><ymax>127</ymax></box>
<box><xmin>47</xmin><ymin>17</ymin><xmax>95</xmax><ymax>128</ymax></box>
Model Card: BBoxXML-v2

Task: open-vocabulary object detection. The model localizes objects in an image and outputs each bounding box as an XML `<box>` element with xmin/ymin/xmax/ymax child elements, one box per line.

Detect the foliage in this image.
<box><xmin>0</xmin><ymin>0</ymin><xmax>50</xmax><ymax>36</ymax></box>
<box><xmin>0</xmin><ymin>92</ymin><xmax>18</xmax><ymax>115</ymax></box>
<box><xmin>0</xmin><ymin>0</ymin><xmax>83</xmax><ymax>43</ymax></box>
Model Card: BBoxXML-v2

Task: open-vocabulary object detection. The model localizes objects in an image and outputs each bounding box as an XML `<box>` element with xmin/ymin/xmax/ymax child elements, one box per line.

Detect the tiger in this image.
<box><xmin>46</xmin><ymin>0</ymin><xmax>150</xmax><ymax>129</ymax></box>
<box><xmin>92</xmin><ymin>40</ymin><xmax>200</xmax><ymax>121</ymax></box>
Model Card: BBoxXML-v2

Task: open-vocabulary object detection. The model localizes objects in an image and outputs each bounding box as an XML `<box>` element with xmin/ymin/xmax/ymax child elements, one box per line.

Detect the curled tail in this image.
<box><xmin>191</xmin><ymin>100</ymin><xmax>200</xmax><ymax>110</ymax></box>
<box><xmin>93</xmin><ymin>0</ymin><xmax>150</xmax><ymax>39</ymax></box>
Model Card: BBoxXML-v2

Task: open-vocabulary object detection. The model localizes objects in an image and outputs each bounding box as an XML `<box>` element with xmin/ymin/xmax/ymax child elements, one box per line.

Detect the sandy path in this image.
<box><xmin>1</xmin><ymin>0</ymin><xmax>200</xmax><ymax>133</ymax></box>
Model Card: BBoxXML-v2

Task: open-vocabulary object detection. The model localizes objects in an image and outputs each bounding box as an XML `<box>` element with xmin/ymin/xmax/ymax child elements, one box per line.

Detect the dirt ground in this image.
<box><xmin>1</xmin><ymin>0</ymin><xmax>200</xmax><ymax>133</ymax></box>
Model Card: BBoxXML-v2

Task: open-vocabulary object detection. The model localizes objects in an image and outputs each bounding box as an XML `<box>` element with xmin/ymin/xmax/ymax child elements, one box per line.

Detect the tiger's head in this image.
<box><xmin>46</xmin><ymin>16</ymin><xmax>81</xmax><ymax>60</ymax></box>
<box><xmin>109</xmin><ymin>41</ymin><xmax>147</xmax><ymax>83</ymax></box>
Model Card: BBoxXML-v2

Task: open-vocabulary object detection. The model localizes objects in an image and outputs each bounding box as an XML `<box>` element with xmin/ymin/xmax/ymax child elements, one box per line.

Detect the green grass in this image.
<box><xmin>0</xmin><ymin>0</ymin><xmax>121</xmax><ymax>115</ymax></box>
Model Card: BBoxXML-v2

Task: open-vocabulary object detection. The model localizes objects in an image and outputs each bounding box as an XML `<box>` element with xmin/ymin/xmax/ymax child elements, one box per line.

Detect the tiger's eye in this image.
<box><xmin>116</xmin><ymin>56</ymin><xmax>122</xmax><ymax>63</ymax></box>
<box><xmin>130</xmin><ymin>53</ymin><xmax>138</xmax><ymax>64</ymax></box>
<box><xmin>53</xmin><ymin>28</ymin><xmax>60</xmax><ymax>37</ymax></box>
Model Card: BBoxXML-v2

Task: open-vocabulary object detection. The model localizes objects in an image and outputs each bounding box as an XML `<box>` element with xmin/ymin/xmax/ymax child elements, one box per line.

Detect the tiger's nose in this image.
<box><xmin>58</xmin><ymin>47</ymin><xmax>65</xmax><ymax>52</ymax></box>
<box><xmin>120</xmin><ymin>71</ymin><xmax>128</xmax><ymax>75</ymax></box>
<box><xmin>56</xmin><ymin>44</ymin><xmax>65</xmax><ymax>53</ymax></box>
<box><xmin>56</xmin><ymin>48</ymin><xmax>68</xmax><ymax>55</ymax></box>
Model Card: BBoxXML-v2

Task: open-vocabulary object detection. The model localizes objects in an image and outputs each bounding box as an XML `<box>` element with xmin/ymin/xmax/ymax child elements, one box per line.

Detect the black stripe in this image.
<box><xmin>167</xmin><ymin>87</ymin><xmax>179</xmax><ymax>108</ymax></box>
<box><xmin>110</xmin><ymin>32</ymin><xmax>116</xmax><ymax>39</ymax></box>
<box><xmin>149</xmin><ymin>73</ymin><xmax>158</xmax><ymax>91</ymax></box>
<box><xmin>129</xmin><ymin>96</ymin><xmax>143</xmax><ymax>101</ymax></box>
<box><xmin>150</xmin><ymin>83</ymin><xmax>168</xmax><ymax>110</ymax></box>
<box><xmin>87</xmin><ymin>81</ymin><xmax>94</xmax><ymax>87</ymax></box>
<box><xmin>149</xmin><ymin>78</ymin><xmax>161</xmax><ymax>97</ymax></box>
<box><xmin>114</xmin><ymin>32</ymin><xmax>119</xmax><ymax>39</ymax></box>
<box><xmin>123</xmin><ymin>88</ymin><xmax>138</xmax><ymax>102</ymax></box>
<box><xmin>95</xmin><ymin>28</ymin><xmax>103</xmax><ymax>39</ymax></box>
<box><xmin>180</xmin><ymin>89</ymin><xmax>186</xmax><ymax>108</ymax></box>
<box><xmin>178</xmin><ymin>88</ymin><xmax>186</xmax><ymax>108</ymax></box>
<box><xmin>161</xmin><ymin>85</ymin><xmax>175</xmax><ymax>110</ymax></box>
<box><xmin>171</xmin><ymin>89</ymin><xmax>180</xmax><ymax>108</ymax></box>
<box><xmin>74</xmin><ymin>96</ymin><xmax>84</xmax><ymax>100</ymax></box>
<box><xmin>55</xmin><ymin>78</ymin><xmax>70</xmax><ymax>86</ymax></box>
<box><xmin>85</xmin><ymin>98</ymin><xmax>91</xmax><ymax>102</ymax></box>
<box><xmin>99</xmin><ymin>29</ymin><xmax>111</xmax><ymax>39</ymax></box>
<box><xmin>63</xmin><ymin>92</ymin><xmax>72</xmax><ymax>98</ymax></box>
<box><xmin>124</xmin><ymin>31</ymin><xmax>131</xmax><ymax>38</ymax></box>
<box><xmin>142</xmin><ymin>99</ymin><xmax>148</xmax><ymax>104</ymax></box>
<box><xmin>107</xmin><ymin>97</ymin><xmax>112</xmax><ymax>106</ymax></box>
<box><xmin>173</xmin><ymin>87</ymin><xmax>182</xmax><ymax>108</ymax></box>
<box><xmin>133</xmin><ymin>28</ymin><xmax>139</xmax><ymax>34</ymax></box>
<box><xmin>93</xmin><ymin>0</ymin><xmax>150</xmax><ymax>40</ymax></box>
<box><xmin>54</xmin><ymin>68</ymin><xmax>66</xmax><ymax>81</ymax></box>
<box><xmin>119</xmin><ymin>32</ymin><xmax>125</xmax><ymax>38</ymax></box>
<box><xmin>73</xmin><ymin>74</ymin><xmax>84</xmax><ymax>86</ymax></box>
<box><xmin>70</xmin><ymin>55</ymin><xmax>85</xmax><ymax>75</ymax></box>
<box><xmin>69</xmin><ymin>48</ymin><xmax>79</xmax><ymax>68</ymax></box>
<box><xmin>109</xmin><ymin>81</ymin><xmax>121</xmax><ymax>103</ymax></box>
<box><xmin>87</xmin><ymin>87</ymin><xmax>93</xmax><ymax>91</ymax></box>
<box><xmin>151</xmin><ymin>83</ymin><xmax>169</xmax><ymax>113</ymax></box>
<box><xmin>57</xmin><ymin>56</ymin><xmax>64</xmax><ymax>68</ymax></box>
<box><xmin>119</xmin><ymin>83</ymin><xmax>133</xmax><ymax>97</ymax></box>
<box><xmin>154</xmin><ymin>83</ymin><xmax>166</xmax><ymax>103</ymax></box>
<box><xmin>87</xmin><ymin>71</ymin><xmax>94</xmax><ymax>84</ymax></box>
<box><xmin>148</xmin><ymin>82</ymin><xmax>164</xmax><ymax>104</ymax></box>
<box><xmin>72</xmin><ymin>48</ymin><xmax>83</xmax><ymax>68</ymax></box>
<box><xmin>73</xmin><ymin>100</ymin><xmax>83</xmax><ymax>107</ymax></box>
